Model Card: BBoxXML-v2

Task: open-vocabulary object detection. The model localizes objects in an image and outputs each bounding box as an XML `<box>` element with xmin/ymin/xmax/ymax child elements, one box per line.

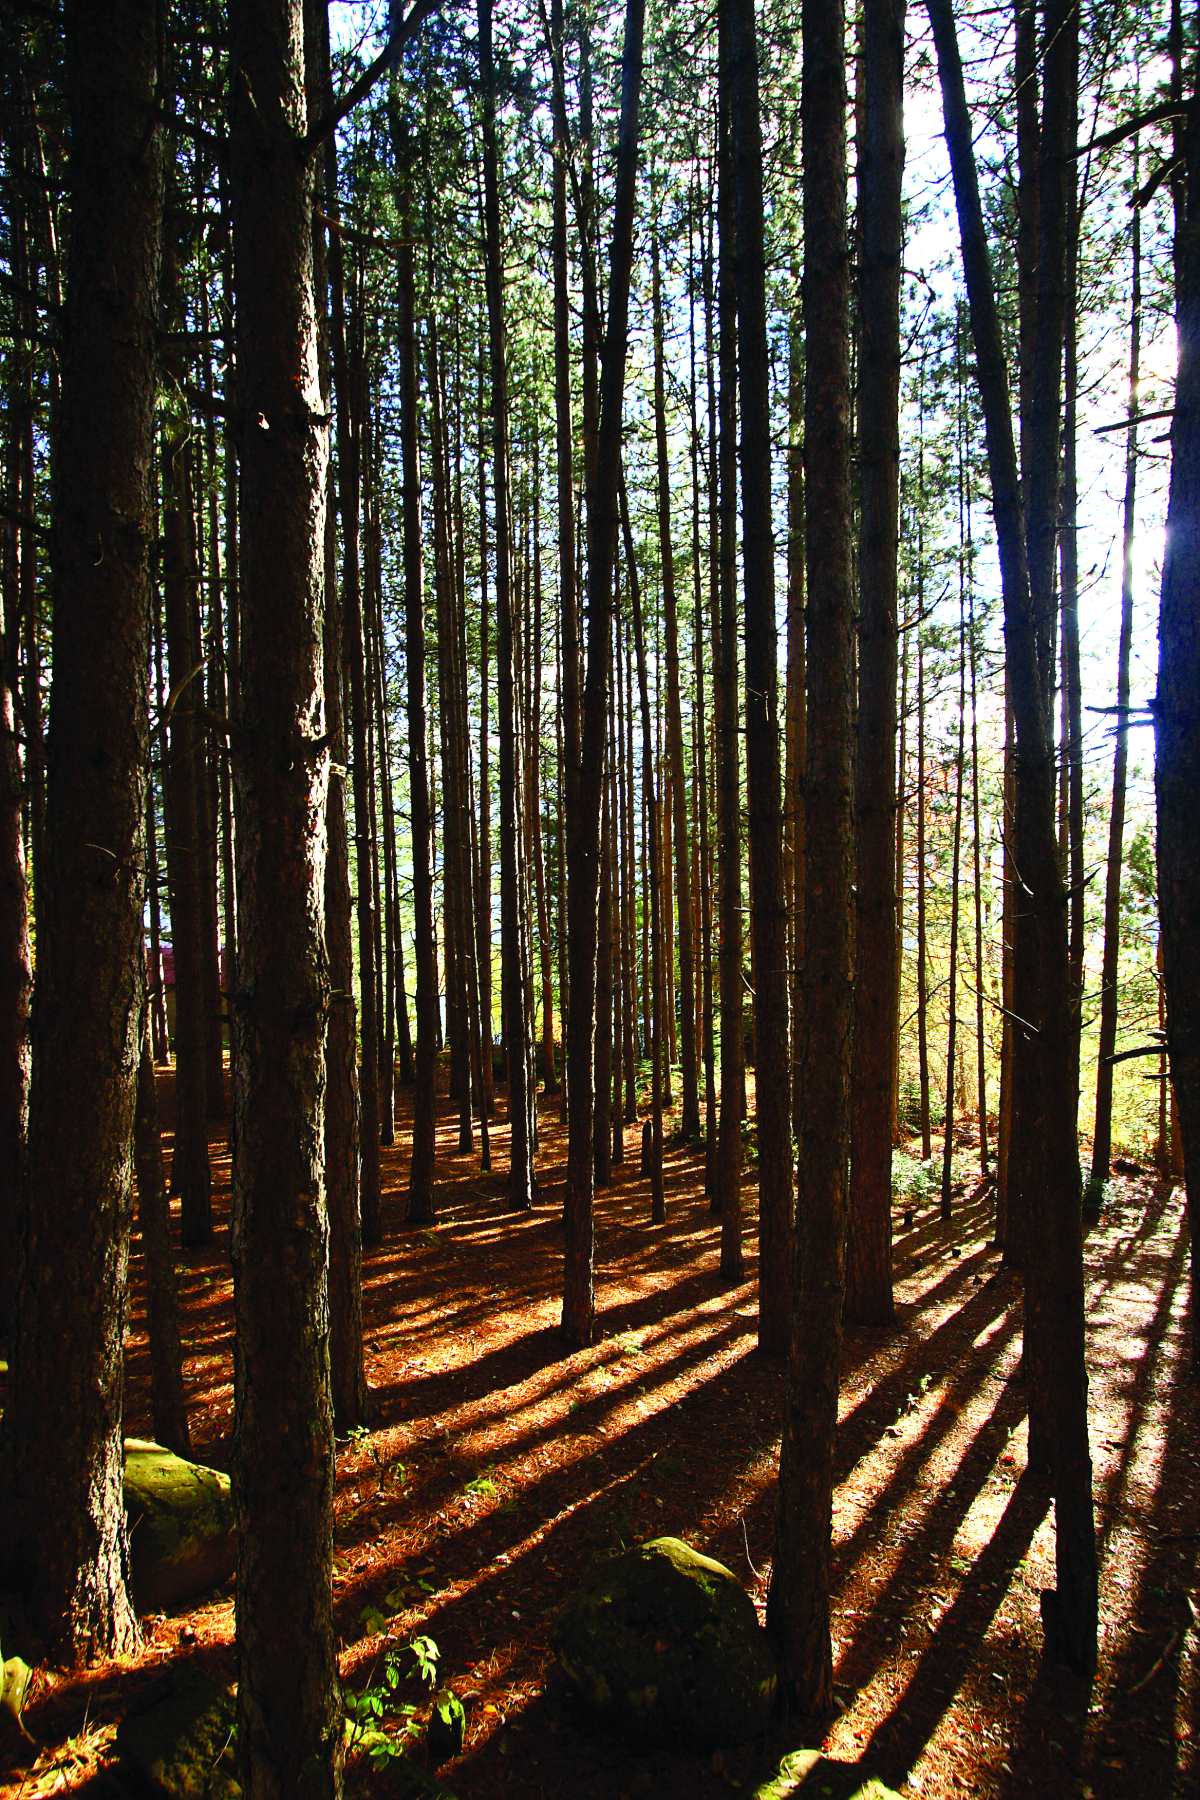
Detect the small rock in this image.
<box><xmin>116</xmin><ymin>1669</ymin><xmax>240</xmax><ymax>1798</ymax></box>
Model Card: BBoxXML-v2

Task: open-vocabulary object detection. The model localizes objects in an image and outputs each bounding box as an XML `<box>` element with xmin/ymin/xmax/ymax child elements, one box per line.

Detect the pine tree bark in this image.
<box><xmin>389</xmin><ymin>88</ymin><xmax>438</xmax><ymax>1221</ymax></box>
<box><xmin>928</xmin><ymin>0</ymin><xmax>1096</xmax><ymax>1676</ymax></box>
<box><xmin>714</xmin><ymin>38</ymin><xmax>745</xmax><ymax>1270</ymax></box>
<box><xmin>0</xmin><ymin>574</ymin><xmax>30</xmax><ymax>1345</ymax></box>
<box><xmin>479</xmin><ymin>0</ymin><xmax>536</xmax><ymax>1211</ymax></box>
<box><xmin>160</xmin><ymin>213</ymin><xmax>213</xmax><ymax>1247</ymax></box>
<box><xmin>768</xmin><ymin>0</ymin><xmax>855</xmax><ymax>1716</ymax></box>
<box><xmin>724</xmin><ymin>0</ymin><xmax>792</xmax><ymax>1355</ymax></box>
<box><xmin>1089</xmin><ymin>203</ymin><xmax>1141</xmax><ymax>1199</ymax></box>
<box><xmin>847</xmin><ymin>0</ymin><xmax>905</xmax><ymax>1325</ymax></box>
<box><xmin>227</xmin><ymin>1</ymin><xmax>343</xmax><ymax>1784</ymax></box>
<box><xmin>651</xmin><ymin>226</ymin><xmax>701</xmax><ymax>1144</ymax></box>
<box><xmin>134</xmin><ymin>986</ymin><xmax>191</xmax><ymax>1455</ymax></box>
<box><xmin>561</xmin><ymin>0</ymin><xmax>646</xmax><ymax>1342</ymax></box>
<box><xmin>4</xmin><ymin>0</ymin><xmax>161</xmax><ymax>1663</ymax></box>
<box><xmin>1155</xmin><ymin>80</ymin><xmax>1200</xmax><ymax>1376</ymax></box>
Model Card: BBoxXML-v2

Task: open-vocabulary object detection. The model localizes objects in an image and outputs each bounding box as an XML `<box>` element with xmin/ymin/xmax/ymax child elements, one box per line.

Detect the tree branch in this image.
<box><xmin>302</xmin><ymin>0</ymin><xmax>450</xmax><ymax>155</ymax></box>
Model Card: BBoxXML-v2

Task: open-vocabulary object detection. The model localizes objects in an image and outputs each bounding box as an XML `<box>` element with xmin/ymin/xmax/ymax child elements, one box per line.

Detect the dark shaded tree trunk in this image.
<box><xmin>847</xmin><ymin>0</ymin><xmax>905</xmax><ymax>1326</ymax></box>
<box><xmin>928</xmin><ymin>0</ymin><xmax>1097</xmax><ymax>1676</ymax></box>
<box><xmin>391</xmin><ymin>90</ymin><xmax>438</xmax><ymax>1225</ymax></box>
<box><xmin>328</xmin><ymin>206</ymin><xmax>382</xmax><ymax>1244</ymax></box>
<box><xmin>714</xmin><ymin>38</ymin><xmax>744</xmax><ymax>1271</ymax></box>
<box><xmin>227</xmin><ymin>1</ymin><xmax>343</xmax><ymax>1785</ymax></box>
<box><xmin>0</xmin><ymin>573</ymin><xmax>30</xmax><ymax>1345</ymax></box>
<box><xmin>623</xmin><ymin>473</ymin><xmax>666</xmax><ymax>1224</ymax></box>
<box><xmin>160</xmin><ymin>217</ymin><xmax>213</xmax><ymax>1248</ymax></box>
<box><xmin>561</xmin><ymin>0</ymin><xmax>646</xmax><ymax>1343</ymax></box>
<box><xmin>479</xmin><ymin>0</ymin><xmax>536</xmax><ymax>1212</ymax></box>
<box><xmin>1089</xmin><ymin>202</ymin><xmax>1141</xmax><ymax>1200</ymax></box>
<box><xmin>724</xmin><ymin>0</ymin><xmax>792</xmax><ymax>1356</ymax></box>
<box><xmin>1155</xmin><ymin>82</ymin><xmax>1200</xmax><ymax>1376</ymax></box>
<box><xmin>314</xmin><ymin>44</ymin><xmax>369</xmax><ymax>1426</ymax></box>
<box><xmin>768</xmin><ymin>0</ymin><xmax>855</xmax><ymax>1717</ymax></box>
<box><xmin>651</xmin><ymin>227</ymin><xmax>700</xmax><ymax>1144</ymax></box>
<box><xmin>4</xmin><ymin>0</ymin><xmax>161</xmax><ymax>1663</ymax></box>
<box><xmin>134</xmin><ymin>987</ymin><xmax>190</xmax><ymax>1455</ymax></box>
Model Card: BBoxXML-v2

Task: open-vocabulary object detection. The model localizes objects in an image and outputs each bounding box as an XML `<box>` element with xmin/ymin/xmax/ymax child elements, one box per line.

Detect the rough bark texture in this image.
<box><xmin>0</xmin><ymin>596</ymin><xmax>30</xmax><ymax>1345</ymax></box>
<box><xmin>714</xmin><ymin>32</ymin><xmax>744</xmax><ymax>1272</ymax></box>
<box><xmin>479</xmin><ymin>0</ymin><xmax>536</xmax><ymax>1213</ymax></box>
<box><xmin>134</xmin><ymin>993</ymin><xmax>191</xmax><ymax>1455</ymax></box>
<box><xmin>1156</xmin><ymin>85</ymin><xmax>1200</xmax><ymax>1375</ymax></box>
<box><xmin>3</xmin><ymin>0</ymin><xmax>160</xmax><ymax>1664</ymax></box>
<box><xmin>391</xmin><ymin>92</ymin><xmax>438</xmax><ymax>1225</ymax></box>
<box><xmin>651</xmin><ymin>228</ymin><xmax>701</xmax><ymax>1145</ymax></box>
<box><xmin>847</xmin><ymin>0</ymin><xmax>905</xmax><ymax>1327</ymax></box>
<box><xmin>160</xmin><ymin>219</ymin><xmax>213</xmax><ymax>1247</ymax></box>
<box><xmin>928</xmin><ymin>0</ymin><xmax>1096</xmax><ymax>1676</ymax></box>
<box><xmin>1090</xmin><ymin>204</ymin><xmax>1140</xmax><ymax>1197</ymax></box>
<box><xmin>767</xmin><ymin>0</ymin><xmax>854</xmax><ymax>1716</ymax></box>
<box><xmin>724</xmin><ymin>0</ymin><xmax>792</xmax><ymax>1357</ymax></box>
<box><xmin>228</xmin><ymin>0</ymin><xmax>343</xmax><ymax>1788</ymax></box>
<box><xmin>561</xmin><ymin>0</ymin><xmax>646</xmax><ymax>1343</ymax></box>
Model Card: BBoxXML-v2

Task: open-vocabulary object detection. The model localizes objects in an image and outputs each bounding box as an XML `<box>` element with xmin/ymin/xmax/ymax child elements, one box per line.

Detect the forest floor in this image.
<box><xmin>1</xmin><ymin>1066</ymin><xmax>1197</xmax><ymax>1799</ymax></box>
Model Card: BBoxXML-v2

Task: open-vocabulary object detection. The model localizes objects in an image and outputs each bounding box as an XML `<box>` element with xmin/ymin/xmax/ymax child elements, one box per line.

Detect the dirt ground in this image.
<box><xmin>2</xmin><ymin>1066</ymin><xmax>1196</xmax><ymax>1798</ymax></box>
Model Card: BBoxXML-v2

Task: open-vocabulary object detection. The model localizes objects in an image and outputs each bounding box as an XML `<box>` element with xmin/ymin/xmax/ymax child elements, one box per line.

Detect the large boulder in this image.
<box><xmin>554</xmin><ymin>1536</ymin><xmax>777</xmax><ymax>1749</ymax></box>
<box><xmin>124</xmin><ymin>1440</ymin><xmax>235</xmax><ymax>1614</ymax></box>
<box><xmin>753</xmin><ymin>1749</ymin><xmax>903</xmax><ymax>1799</ymax></box>
<box><xmin>116</xmin><ymin>1669</ymin><xmax>240</xmax><ymax>1799</ymax></box>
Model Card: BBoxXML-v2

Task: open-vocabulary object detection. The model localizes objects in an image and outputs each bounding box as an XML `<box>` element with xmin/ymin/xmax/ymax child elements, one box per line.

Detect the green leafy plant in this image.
<box><xmin>346</xmin><ymin>1633</ymin><xmax>442</xmax><ymax>1768</ymax></box>
<box><xmin>463</xmin><ymin>1470</ymin><xmax>499</xmax><ymax>1499</ymax></box>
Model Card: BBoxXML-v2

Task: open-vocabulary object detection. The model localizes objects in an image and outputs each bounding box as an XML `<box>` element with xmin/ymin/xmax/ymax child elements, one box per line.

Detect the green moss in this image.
<box><xmin>116</xmin><ymin>1669</ymin><xmax>240</xmax><ymax>1798</ymax></box>
<box><xmin>554</xmin><ymin>1536</ymin><xmax>777</xmax><ymax>1748</ymax></box>
<box><xmin>124</xmin><ymin>1439</ymin><xmax>235</xmax><ymax>1614</ymax></box>
<box><xmin>753</xmin><ymin>1749</ymin><xmax>902</xmax><ymax>1799</ymax></box>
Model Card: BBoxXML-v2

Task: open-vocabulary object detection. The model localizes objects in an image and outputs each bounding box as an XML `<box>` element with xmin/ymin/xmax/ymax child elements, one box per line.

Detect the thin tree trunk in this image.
<box><xmin>391</xmin><ymin>91</ymin><xmax>438</xmax><ymax>1225</ymax></box>
<box><xmin>623</xmin><ymin>472</ymin><xmax>666</xmax><ymax>1223</ymax></box>
<box><xmin>1089</xmin><ymin>200</ymin><xmax>1141</xmax><ymax>1200</ymax></box>
<box><xmin>479</xmin><ymin>0</ymin><xmax>535</xmax><ymax>1212</ymax></box>
<box><xmin>134</xmin><ymin>981</ymin><xmax>191</xmax><ymax>1454</ymax></box>
<box><xmin>847</xmin><ymin>0</ymin><xmax>905</xmax><ymax>1325</ymax></box>
<box><xmin>714</xmin><ymin>40</ymin><xmax>744</xmax><ymax>1268</ymax></box>
<box><xmin>928</xmin><ymin>0</ymin><xmax>1097</xmax><ymax>1675</ymax></box>
<box><xmin>725</xmin><ymin>0</ymin><xmax>792</xmax><ymax>1356</ymax></box>
<box><xmin>561</xmin><ymin>0</ymin><xmax>646</xmax><ymax>1342</ymax></box>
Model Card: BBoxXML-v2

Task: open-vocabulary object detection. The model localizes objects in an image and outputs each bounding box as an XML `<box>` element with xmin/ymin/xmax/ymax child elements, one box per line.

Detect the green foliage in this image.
<box><xmin>891</xmin><ymin>1151</ymin><xmax>937</xmax><ymax>1207</ymax></box>
<box><xmin>346</xmin><ymin>1633</ymin><xmax>442</xmax><ymax>1768</ymax></box>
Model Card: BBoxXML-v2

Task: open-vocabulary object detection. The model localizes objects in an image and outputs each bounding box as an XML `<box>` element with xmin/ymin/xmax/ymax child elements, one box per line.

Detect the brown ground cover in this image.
<box><xmin>2</xmin><ymin>1067</ymin><xmax>1196</xmax><ymax>1798</ymax></box>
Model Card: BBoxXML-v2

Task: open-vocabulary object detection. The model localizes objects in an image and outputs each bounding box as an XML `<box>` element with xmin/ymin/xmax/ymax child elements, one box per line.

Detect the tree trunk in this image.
<box><xmin>160</xmin><ymin>214</ymin><xmax>213</xmax><ymax>1247</ymax></box>
<box><xmin>768</xmin><ymin>0</ymin><xmax>855</xmax><ymax>1716</ymax></box>
<box><xmin>724</xmin><ymin>0</ymin><xmax>793</xmax><ymax>1357</ymax></box>
<box><xmin>227</xmin><ymin>0</ymin><xmax>343</xmax><ymax>1786</ymax></box>
<box><xmin>651</xmin><ymin>227</ymin><xmax>701</xmax><ymax>1143</ymax></box>
<box><xmin>928</xmin><ymin>0</ymin><xmax>1096</xmax><ymax>1676</ymax></box>
<box><xmin>561</xmin><ymin>0</ymin><xmax>647</xmax><ymax>1342</ymax></box>
<box><xmin>391</xmin><ymin>90</ymin><xmax>438</xmax><ymax>1225</ymax></box>
<box><xmin>1155</xmin><ymin>80</ymin><xmax>1200</xmax><ymax>1376</ymax></box>
<box><xmin>847</xmin><ymin>0</ymin><xmax>905</xmax><ymax>1325</ymax></box>
<box><xmin>714</xmin><ymin>40</ymin><xmax>744</xmax><ymax>1269</ymax></box>
<box><xmin>134</xmin><ymin>986</ymin><xmax>191</xmax><ymax>1454</ymax></box>
<box><xmin>1089</xmin><ymin>201</ymin><xmax>1141</xmax><ymax>1200</ymax></box>
<box><xmin>5</xmin><ymin>0</ymin><xmax>161</xmax><ymax>1663</ymax></box>
<box><xmin>479</xmin><ymin>0</ymin><xmax>536</xmax><ymax>1212</ymax></box>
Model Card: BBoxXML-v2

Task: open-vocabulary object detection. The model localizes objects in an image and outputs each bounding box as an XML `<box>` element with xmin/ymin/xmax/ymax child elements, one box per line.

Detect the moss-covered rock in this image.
<box><xmin>116</xmin><ymin>1669</ymin><xmax>240</xmax><ymax>1798</ymax></box>
<box><xmin>124</xmin><ymin>1439</ymin><xmax>235</xmax><ymax>1614</ymax></box>
<box><xmin>752</xmin><ymin>1749</ymin><xmax>902</xmax><ymax>1799</ymax></box>
<box><xmin>554</xmin><ymin>1535</ymin><xmax>777</xmax><ymax>1749</ymax></box>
